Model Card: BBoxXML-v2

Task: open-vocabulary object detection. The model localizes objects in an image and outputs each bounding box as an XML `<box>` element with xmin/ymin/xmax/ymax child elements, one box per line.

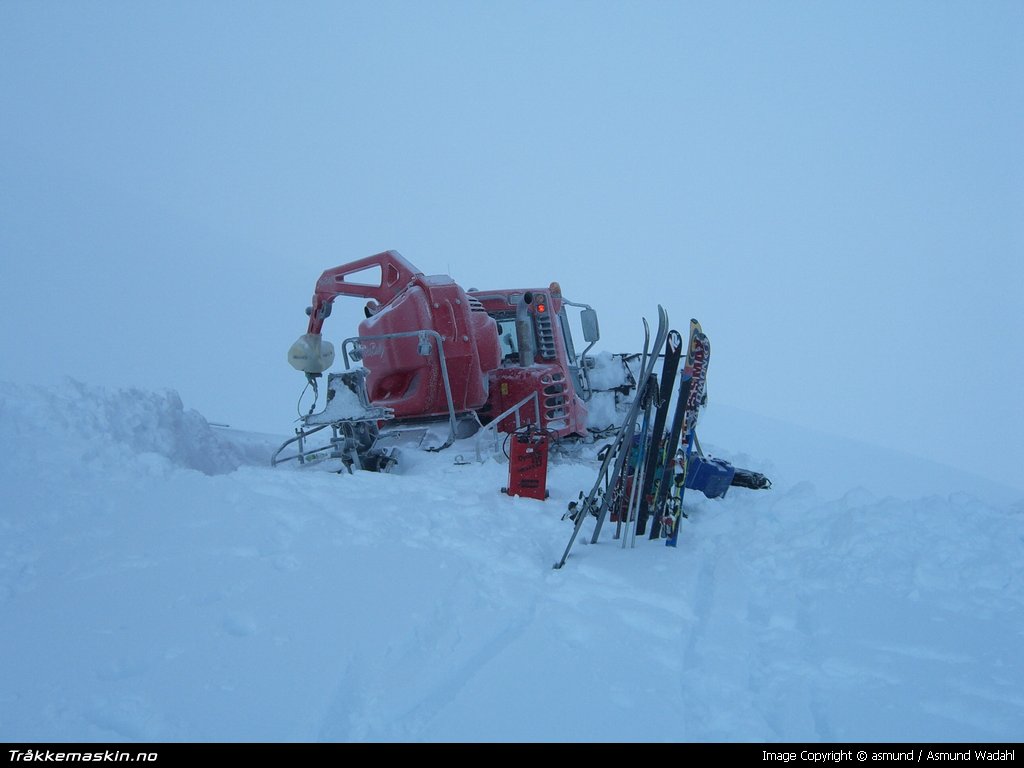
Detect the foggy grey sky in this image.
<box><xmin>1</xmin><ymin>2</ymin><xmax>1021</xmax><ymax>488</ymax></box>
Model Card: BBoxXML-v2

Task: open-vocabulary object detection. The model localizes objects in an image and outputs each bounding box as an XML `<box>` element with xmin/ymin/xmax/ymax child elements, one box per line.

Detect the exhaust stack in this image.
<box><xmin>515</xmin><ymin>292</ymin><xmax>536</xmax><ymax>366</ymax></box>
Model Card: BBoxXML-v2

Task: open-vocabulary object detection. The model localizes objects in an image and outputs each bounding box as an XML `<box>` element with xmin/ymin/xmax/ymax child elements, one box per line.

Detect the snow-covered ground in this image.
<box><xmin>1</xmin><ymin>379</ymin><xmax>1021</xmax><ymax>742</ymax></box>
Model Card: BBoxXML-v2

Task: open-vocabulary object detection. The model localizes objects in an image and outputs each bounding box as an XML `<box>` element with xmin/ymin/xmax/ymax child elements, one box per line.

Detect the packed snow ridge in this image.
<box><xmin>0</xmin><ymin>379</ymin><xmax>267</xmax><ymax>476</ymax></box>
<box><xmin>0</xmin><ymin>380</ymin><xmax>1021</xmax><ymax>741</ymax></box>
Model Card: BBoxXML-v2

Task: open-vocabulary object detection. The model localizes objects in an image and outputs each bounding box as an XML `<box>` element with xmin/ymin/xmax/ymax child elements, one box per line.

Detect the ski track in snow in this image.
<box><xmin>0</xmin><ymin>379</ymin><xmax>1022</xmax><ymax>741</ymax></box>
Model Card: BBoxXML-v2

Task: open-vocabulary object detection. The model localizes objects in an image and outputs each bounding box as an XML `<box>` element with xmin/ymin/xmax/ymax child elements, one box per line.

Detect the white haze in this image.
<box><xmin>0</xmin><ymin>3</ymin><xmax>1021</xmax><ymax>487</ymax></box>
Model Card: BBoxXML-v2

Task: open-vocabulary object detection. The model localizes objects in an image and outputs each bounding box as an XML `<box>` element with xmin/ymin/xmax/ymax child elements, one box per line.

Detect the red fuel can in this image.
<box><xmin>502</xmin><ymin>428</ymin><xmax>550</xmax><ymax>500</ymax></box>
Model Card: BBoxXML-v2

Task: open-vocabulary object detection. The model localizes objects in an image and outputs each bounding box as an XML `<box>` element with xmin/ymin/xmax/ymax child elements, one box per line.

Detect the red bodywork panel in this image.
<box><xmin>469</xmin><ymin>287</ymin><xmax>588</xmax><ymax>438</ymax></box>
<box><xmin>305</xmin><ymin>250</ymin><xmax>500</xmax><ymax>420</ymax></box>
<box><xmin>483</xmin><ymin>365</ymin><xmax>578</xmax><ymax>435</ymax></box>
<box><xmin>359</xmin><ymin>274</ymin><xmax>499</xmax><ymax>419</ymax></box>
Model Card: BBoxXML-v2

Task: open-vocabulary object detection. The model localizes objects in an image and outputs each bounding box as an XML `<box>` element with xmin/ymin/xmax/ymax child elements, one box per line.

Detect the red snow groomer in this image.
<box><xmin>273</xmin><ymin>250</ymin><xmax>606</xmax><ymax>472</ymax></box>
<box><xmin>273</xmin><ymin>248</ymin><xmax>771</xmax><ymax>565</ymax></box>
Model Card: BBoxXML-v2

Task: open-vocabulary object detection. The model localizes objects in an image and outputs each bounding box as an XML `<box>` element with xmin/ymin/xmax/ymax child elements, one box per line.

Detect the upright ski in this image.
<box><xmin>649</xmin><ymin>319</ymin><xmax>702</xmax><ymax>539</ymax></box>
<box><xmin>622</xmin><ymin>374</ymin><xmax>657</xmax><ymax>548</ymax></box>
<box><xmin>634</xmin><ymin>330</ymin><xmax>683</xmax><ymax>536</ymax></box>
<box><xmin>664</xmin><ymin>326</ymin><xmax>711</xmax><ymax>547</ymax></box>
<box><xmin>649</xmin><ymin>371</ymin><xmax>692</xmax><ymax>539</ymax></box>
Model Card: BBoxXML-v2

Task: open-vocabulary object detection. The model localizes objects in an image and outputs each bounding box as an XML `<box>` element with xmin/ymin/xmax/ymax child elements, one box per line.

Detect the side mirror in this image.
<box><xmin>580</xmin><ymin>308</ymin><xmax>600</xmax><ymax>343</ymax></box>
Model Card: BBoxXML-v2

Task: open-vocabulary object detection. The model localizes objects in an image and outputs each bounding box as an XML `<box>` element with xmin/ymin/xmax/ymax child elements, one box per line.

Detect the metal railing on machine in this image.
<box><xmin>473</xmin><ymin>391</ymin><xmax>541</xmax><ymax>462</ymax></box>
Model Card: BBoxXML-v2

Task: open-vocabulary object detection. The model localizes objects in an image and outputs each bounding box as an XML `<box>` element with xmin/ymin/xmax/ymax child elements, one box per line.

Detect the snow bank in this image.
<box><xmin>0</xmin><ymin>379</ymin><xmax>271</xmax><ymax>475</ymax></box>
<box><xmin>0</xmin><ymin>379</ymin><xmax>1021</xmax><ymax>742</ymax></box>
